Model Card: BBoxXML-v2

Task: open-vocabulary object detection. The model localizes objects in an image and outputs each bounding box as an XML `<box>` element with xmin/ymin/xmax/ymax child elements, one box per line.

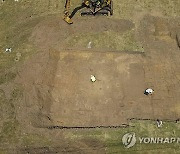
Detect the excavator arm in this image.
<box><xmin>64</xmin><ymin>0</ymin><xmax>88</xmax><ymax>24</ymax></box>
<box><xmin>64</xmin><ymin>0</ymin><xmax>73</xmax><ymax>24</ymax></box>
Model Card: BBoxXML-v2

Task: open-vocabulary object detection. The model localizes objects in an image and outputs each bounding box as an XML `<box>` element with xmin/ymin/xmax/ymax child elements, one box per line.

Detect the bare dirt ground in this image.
<box><xmin>14</xmin><ymin>15</ymin><xmax>180</xmax><ymax>128</ymax></box>
<box><xmin>1</xmin><ymin>0</ymin><xmax>180</xmax><ymax>153</ymax></box>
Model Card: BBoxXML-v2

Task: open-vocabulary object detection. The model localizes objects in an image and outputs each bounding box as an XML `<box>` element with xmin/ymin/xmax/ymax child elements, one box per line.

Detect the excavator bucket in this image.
<box><xmin>64</xmin><ymin>0</ymin><xmax>73</xmax><ymax>24</ymax></box>
<box><xmin>64</xmin><ymin>16</ymin><xmax>73</xmax><ymax>24</ymax></box>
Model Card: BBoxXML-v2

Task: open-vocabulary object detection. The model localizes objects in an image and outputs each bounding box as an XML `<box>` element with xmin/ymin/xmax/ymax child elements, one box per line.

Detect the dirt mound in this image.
<box><xmin>30</xmin><ymin>16</ymin><xmax>135</xmax><ymax>50</ymax></box>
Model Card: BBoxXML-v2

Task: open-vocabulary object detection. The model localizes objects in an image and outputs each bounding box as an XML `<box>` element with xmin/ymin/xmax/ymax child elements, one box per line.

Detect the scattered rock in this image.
<box><xmin>5</xmin><ymin>48</ymin><xmax>12</xmax><ymax>53</ymax></box>
<box><xmin>87</xmin><ymin>41</ymin><xmax>92</xmax><ymax>49</ymax></box>
<box><xmin>14</xmin><ymin>52</ymin><xmax>22</xmax><ymax>62</ymax></box>
<box><xmin>14</xmin><ymin>57</ymin><xmax>20</xmax><ymax>62</ymax></box>
<box><xmin>16</xmin><ymin>52</ymin><xmax>21</xmax><ymax>57</ymax></box>
<box><xmin>90</xmin><ymin>75</ymin><xmax>96</xmax><ymax>82</ymax></box>
<box><xmin>144</xmin><ymin>88</ymin><xmax>154</xmax><ymax>95</ymax></box>
<box><xmin>157</xmin><ymin>119</ymin><xmax>163</xmax><ymax>128</ymax></box>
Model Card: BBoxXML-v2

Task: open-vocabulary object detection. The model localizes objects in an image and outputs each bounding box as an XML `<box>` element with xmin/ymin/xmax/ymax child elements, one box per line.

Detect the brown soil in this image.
<box><xmin>14</xmin><ymin>15</ymin><xmax>180</xmax><ymax>128</ymax></box>
<box><xmin>30</xmin><ymin>16</ymin><xmax>135</xmax><ymax>50</ymax></box>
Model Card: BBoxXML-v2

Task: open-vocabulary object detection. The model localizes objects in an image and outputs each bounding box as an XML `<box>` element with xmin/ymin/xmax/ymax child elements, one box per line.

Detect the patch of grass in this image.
<box><xmin>0</xmin><ymin>0</ymin><xmax>50</xmax><ymax>71</ymax></box>
<box><xmin>0</xmin><ymin>85</ymin><xmax>23</xmax><ymax>123</ymax></box>
<box><xmin>0</xmin><ymin>72</ymin><xmax>16</xmax><ymax>85</ymax></box>
<box><xmin>65</xmin><ymin>129</ymin><xmax>105</xmax><ymax>141</ymax></box>
<box><xmin>0</xmin><ymin>88</ymin><xmax>16</xmax><ymax>121</ymax></box>
<box><xmin>0</xmin><ymin>120</ymin><xmax>20</xmax><ymax>145</ymax></box>
<box><xmin>0</xmin><ymin>151</ymin><xmax>6</xmax><ymax>154</ymax></box>
<box><xmin>70</xmin><ymin>0</ymin><xmax>180</xmax><ymax>20</ymax></box>
<box><xmin>64</xmin><ymin>120</ymin><xmax>180</xmax><ymax>154</ymax></box>
<box><xmin>10</xmin><ymin>85</ymin><xmax>23</xmax><ymax>101</ymax></box>
<box><xmin>0</xmin><ymin>99</ymin><xmax>15</xmax><ymax>121</ymax></box>
<box><xmin>0</xmin><ymin>89</ymin><xmax>6</xmax><ymax>103</ymax></box>
<box><xmin>0</xmin><ymin>19</ymin><xmax>41</xmax><ymax>70</ymax></box>
<box><xmin>106</xmin><ymin>121</ymin><xmax>180</xmax><ymax>153</ymax></box>
<box><xmin>64</xmin><ymin>30</ymin><xmax>143</xmax><ymax>52</ymax></box>
<box><xmin>113</xmin><ymin>0</ymin><xmax>180</xmax><ymax>20</ymax></box>
<box><xmin>20</xmin><ymin>134</ymin><xmax>52</xmax><ymax>147</ymax></box>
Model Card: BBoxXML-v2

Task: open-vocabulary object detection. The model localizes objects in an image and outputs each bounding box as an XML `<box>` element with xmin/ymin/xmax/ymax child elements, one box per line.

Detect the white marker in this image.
<box><xmin>90</xmin><ymin>75</ymin><xmax>96</xmax><ymax>82</ymax></box>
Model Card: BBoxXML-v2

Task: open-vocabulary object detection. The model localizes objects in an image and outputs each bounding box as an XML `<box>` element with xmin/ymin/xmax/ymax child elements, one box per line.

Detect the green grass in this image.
<box><xmin>64</xmin><ymin>121</ymin><xmax>180</xmax><ymax>154</ymax></box>
<box><xmin>0</xmin><ymin>120</ymin><xmax>20</xmax><ymax>145</ymax></box>
<box><xmin>20</xmin><ymin>134</ymin><xmax>52</xmax><ymax>147</ymax></box>
<box><xmin>0</xmin><ymin>1</ymin><xmax>42</xmax><ymax>73</ymax></box>
<box><xmin>112</xmin><ymin>0</ymin><xmax>180</xmax><ymax>20</ymax></box>
<box><xmin>70</xmin><ymin>0</ymin><xmax>180</xmax><ymax>20</ymax></box>
<box><xmin>10</xmin><ymin>85</ymin><xmax>23</xmax><ymax>101</ymax></box>
<box><xmin>0</xmin><ymin>72</ymin><xmax>16</xmax><ymax>85</ymax></box>
<box><xmin>64</xmin><ymin>30</ymin><xmax>144</xmax><ymax>52</ymax></box>
<box><xmin>0</xmin><ymin>89</ymin><xmax>6</xmax><ymax>103</ymax></box>
<box><xmin>0</xmin><ymin>89</ymin><xmax>15</xmax><ymax>121</ymax></box>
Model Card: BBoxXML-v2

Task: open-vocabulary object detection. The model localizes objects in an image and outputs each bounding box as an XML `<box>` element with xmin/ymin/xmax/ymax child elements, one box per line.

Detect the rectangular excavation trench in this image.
<box><xmin>47</xmin><ymin>50</ymin><xmax>148</xmax><ymax>127</ymax></box>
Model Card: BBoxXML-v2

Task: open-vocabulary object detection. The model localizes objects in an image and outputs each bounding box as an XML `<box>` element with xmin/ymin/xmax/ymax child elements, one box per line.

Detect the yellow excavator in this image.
<box><xmin>64</xmin><ymin>0</ymin><xmax>113</xmax><ymax>24</ymax></box>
